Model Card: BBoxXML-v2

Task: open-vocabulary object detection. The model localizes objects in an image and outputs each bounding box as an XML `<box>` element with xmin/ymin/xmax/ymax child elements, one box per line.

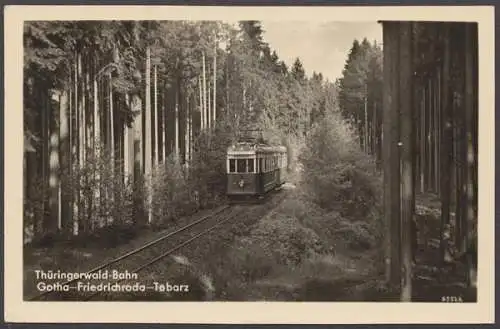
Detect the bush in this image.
<box><xmin>189</xmin><ymin>122</ymin><xmax>236</xmax><ymax>208</ymax></box>
<box><xmin>69</xmin><ymin>147</ymin><xmax>136</xmax><ymax>233</ymax></box>
<box><xmin>24</xmin><ymin>146</ymin><xmax>137</xmax><ymax>247</ymax></box>
<box><xmin>148</xmin><ymin>154</ymin><xmax>197</xmax><ymax>229</ymax></box>
<box><xmin>300</xmin><ymin>112</ymin><xmax>382</xmax><ymax>219</ymax></box>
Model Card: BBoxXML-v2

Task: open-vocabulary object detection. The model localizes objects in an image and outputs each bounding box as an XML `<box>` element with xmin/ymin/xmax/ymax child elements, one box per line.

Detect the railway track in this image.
<box><xmin>28</xmin><ymin>190</ymin><xmax>286</xmax><ymax>301</ymax></box>
<box><xmin>29</xmin><ymin>204</ymin><xmax>234</xmax><ymax>301</ymax></box>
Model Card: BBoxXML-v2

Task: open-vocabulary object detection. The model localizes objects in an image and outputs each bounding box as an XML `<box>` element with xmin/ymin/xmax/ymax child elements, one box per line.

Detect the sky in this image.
<box><xmin>260</xmin><ymin>21</ymin><xmax>382</xmax><ymax>82</ymax></box>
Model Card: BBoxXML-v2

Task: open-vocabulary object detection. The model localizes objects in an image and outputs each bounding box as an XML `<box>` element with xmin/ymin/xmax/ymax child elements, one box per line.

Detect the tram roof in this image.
<box><xmin>227</xmin><ymin>142</ymin><xmax>286</xmax><ymax>154</ymax></box>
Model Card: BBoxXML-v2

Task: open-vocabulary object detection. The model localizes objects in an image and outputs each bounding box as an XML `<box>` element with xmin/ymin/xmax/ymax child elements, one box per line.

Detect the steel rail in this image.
<box><xmin>84</xmin><ymin>206</ymin><xmax>245</xmax><ymax>301</ymax></box>
<box><xmin>28</xmin><ymin>205</ymin><xmax>231</xmax><ymax>301</ymax></box>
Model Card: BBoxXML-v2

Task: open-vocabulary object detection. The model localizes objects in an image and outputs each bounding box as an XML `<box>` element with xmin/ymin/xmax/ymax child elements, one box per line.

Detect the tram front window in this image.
<box><xmin>237</xmin><ymin>159</ymin><xmax>247</xmax><ymax>173</ymax></box>
<box><xmin>229</xmin><ymin>159</ymin><xmax>236</xmax><ymax>173</ymax></box>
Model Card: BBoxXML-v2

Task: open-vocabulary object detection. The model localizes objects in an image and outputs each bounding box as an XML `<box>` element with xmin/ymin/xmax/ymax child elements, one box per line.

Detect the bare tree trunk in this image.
<box><xmin>163</xmin><ymin>82</ymin><xmax>167</xmax><ymax>162</ymax></box>
<box><xmin>208</xmin><ymin>80</ymin><xmax>211</xmax><ymax>130</ymax></box>
<box><xmin>39</xmin><ymin>89</ymin><xmax>49</xmax><ymax>237</ymax></box>
<box><xmin>425</xmin><ymin>77</ymin><xmax>433</xmax><ymax>192</ymax></box>
<box><xmin>175</xmin><ymin>80</ymin><xmax>180</xmax><ymax>156</ymax></box>
<box><xmin>440</xmin><ymin>24</ymin><xmax>453</xmax><ymax>264</ymax></box>
<box><xmin>185</xmin><ymin>93</ymin><xmax>190</xmax><ymax>167</ymax></box>
<box><xmin>399</xmin><ymin>22</ymin><xmax>413</xmax><ymax>301</ymax></box>
<box><xmin>199</xmin><ymin>76</ymin><xmax>204</xmax><ymax>130</ymax></box>
<box><xmin>78</xmin><ymin>53</ymin><xmax>88</xmax><ymax>233</ymax></box>
<box><xmin>225</xmin><ymin>57</ymin><xmax>230</xmax><ymax>116</ymax></box>
<box><xmin>435</xmin><ymin>68</ymin><xmax>441</xmax><ymax>194</ymax></box>
<box><xmin>92</xmin><ymin>72</ymin><xmax>101</xmax><ymax>221</ymax></box>
<box><xmin>213</xmin><ymin>40</ymin><xmax>217</xmax><ymax>125</ymax></box>
<box><xmin>145</xmin><ymin>46</ymin><xmax>152</xmax><ymax>224</ymax></box>
<box><xmin>124</xmin><ymin>94</ymin><xmax>133</xmax><ymax>183</ymax></box>
<box><xmin>382</xmin><ymin>22</ymin><xmax>401</xmax><ymax>288</ymax></box>
<box><xmin>189</xmin><ymin>93</ymin><xmax>193</xmax><ymax>163</ymax></box>
<box><xmin>154</xmin><ymin>64</ymin><xmax>159</xmax><ymax>167</ymax></box>
<box><xmin>364</xmin><ymin>83</ymin><xmax>368</xmax><ymax>153</ymax></box>
<box><xmin>59</xmin><ymin>88</ymin><xmax>71</xmax><ymax>234</ymax></box>
<box><xmin>464</xmin><ymin>22</ymin><xmax>477</xmax><ymax>288</ymax></box>
<box><xmin>202</xmin><ymin>51</ymin><xmax>208</xmax><ymax>129</ymax></box>
<box><xmin>72</xmin><ymin>53</ymin><xmax>79</xmax><ymax>235</ymax></box>
<box><xmin>108</xmin><ymin>72</ymin><xmax>115</xmax><ymax>225</ymax></box>
<box><xmin>48</xmin><ymin>90</ymin><xmax>60</xmax><ymax>235</ymax></box>
<box><xmin>132</xmin><ymin>92</ymin><xmax>143</xmax><ymax>225</ymax></box>
<box><xmin>420</xmin><ymin>85</ymin><xmax>425</xmax><ymax>193</ymax></box>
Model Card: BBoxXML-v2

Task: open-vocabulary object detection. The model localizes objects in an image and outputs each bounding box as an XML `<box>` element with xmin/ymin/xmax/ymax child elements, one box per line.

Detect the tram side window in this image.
<box><xmin>229</xmin><ymin>159</ymin><xmax>236</xmax><ymax>173</ymax></box>
<box><xmin>248</xmin><ymin>159</ymin><xmax>255</xmax><ymax>173</ymax></box>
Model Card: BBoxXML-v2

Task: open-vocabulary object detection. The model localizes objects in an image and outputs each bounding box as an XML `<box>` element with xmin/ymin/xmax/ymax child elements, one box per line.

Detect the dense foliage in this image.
<box><xmin>336</xmin><ymin>38</ymin><xmax>383</xmax><ymax>164</ymax></box>
<box><xmin>23</xmin><ymin>20</ymin><xmax>340</xmax><ymax>245</ymax></box>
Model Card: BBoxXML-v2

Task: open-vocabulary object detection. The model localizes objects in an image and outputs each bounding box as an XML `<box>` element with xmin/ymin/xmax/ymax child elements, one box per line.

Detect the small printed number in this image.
<box><xmin>441</xmin><ymin>296</ymin><xmax>463</xmax><ymax>302</ymax></box>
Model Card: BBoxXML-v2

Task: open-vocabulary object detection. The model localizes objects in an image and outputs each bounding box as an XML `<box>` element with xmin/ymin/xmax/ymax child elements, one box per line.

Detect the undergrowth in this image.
<box><xmin>212</xmin><ymin>112</ymin><xmax>386</xmax><ymax>301</ymax></box>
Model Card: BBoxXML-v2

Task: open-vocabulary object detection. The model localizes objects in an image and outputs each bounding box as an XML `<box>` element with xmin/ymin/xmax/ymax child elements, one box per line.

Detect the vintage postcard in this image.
<box><xmin>4</xmin><ymin>4</ymin><xmax>495</xmax><ymax>324</ymax></box>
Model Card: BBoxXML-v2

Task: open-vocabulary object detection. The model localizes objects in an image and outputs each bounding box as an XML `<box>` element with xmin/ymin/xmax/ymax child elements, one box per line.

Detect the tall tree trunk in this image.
<box><xmin>72</xmin><ymin>53</ymin><xmax>79</xmax><ymax>235</ymax></box>
<box><xmin>185</xmin><ymin>93</ymin><xmax>190</xmax><ymax>167</ymax></box>
<box><xmin>426</xmin><ymin>77</ymin><xmax>432</xmax><ymax>191</ymax></box>
<box><xmin>199</xmin><ymin>76</ymin><xmax>204</xmax><ymax>130</ymax></box>
<box><xmin>59</xmin><ymin>88</ymin><xmax>71</xmax><ymax>234</ymax></box>
<box><xmin>453</xmin><ymin>25</ymin><xmax>466</xmax><ymax>252</ymax></box>
<box><xmin>145</xmin><ymin>46</ymin><xmax>152</xmax><ymax>224</ymax></box>
<box><xmin>78</xmin><ymin>53</ymin><xmax>88</xmax><ymax>233</ymax></box>
<box><xmin>364</xmin><ymin>83</ymin><xmax>368</xmax><ymax>153</ymax></box>
<box><xmin>39</xmin><ymin>88</ymin><xmax>49</xmax><ymax>237</ymax></box>
<box><xmin>440</xmin><ymin>24</ymin><xmax>453</xmax><ymax>264</ymax></box>
<box><xmin>163</xmin><ymin>82</ymin><xmax>167</xmax><ymax>162</ymax></box>
<box><xmin>189</xmin><ymin>93</ymin><xmax>193</xmax><ymax>163</ymax></box>
<box><xmin>93</xmin><ymin>74</ymin><xmax>101</xmax><ymax>226</ymax></box>
<box><xmin>175</xmin><ymin>79</ymin><xmax>180</xmax><ymax>156</ymax></box>
<box><xmin>108</xmin><ymin>72</ymin><xmax>115</xmax><ymax>225</ymax></box>
<box><xmin>420</xmin><ymin>84</ymin><xmax>426</xmax><ymax>193</ymax></box>
<box><xmin>124</xmin><ymin>94</ymin><xmax>133</xmax><ymax>183</ymax></box>
<box><xmin>213</xmin><ymin>41</ymin><xmax>217</xmax><ymax>126</ymax></box>
<box><xmin>202</xmin><ymin>51</ymin><xmax>208</xmax><ymax>129</ymax></box>
<box><xmin>382</xmin><ymin>22</ymin><xmax>401</xmax><ymax>288</ymax></box>
<box><xmin>132</xmin><ymin>92</ymin><xmax>143</xmax><ymax>225</ymax></box>
<box><xmin>399</xmin><ymin>22</ymin><xmax>414</xmax><ymax>301</ymax></box>
<box><xmin>32</xmin><ymin>83</ymin><xmax>44</xmax><ymax>237</ymax></box>
<box><xmin>85</xmin><ymin>57</ymin><xmax>95</xmax><ymax>230</ymax></box>
<box><xmin>225</xmin><ymin>56</ymin><xmax>230</xmax><ymax>116</ymax></box>
<box><xmin>39</xmin><ymin>89</ymin><xmax>47</xmax><ymax>236</ymax></box>
<box><xmin>464</xmin><ymin>22</ymin><xmax>477</xmax><ymax>287</ymax></box>
<box><xmin>46</xmin><ymin>90</ymin><xmax>60</xmax><ymax>235</ymax></box>
<box><xmin>154</xmin><ymin>64</ymin><xmax>159</xmax><ymax>167</ymax></box>
<box><xmin>435</xmin><ymin>68</ymin><xmax>441</xmax><ymax>194</ymax></box>
<box><xmin>208</xmin><ymin>80</ymin><xmax>211</xmax><ymax>130</ymax></box>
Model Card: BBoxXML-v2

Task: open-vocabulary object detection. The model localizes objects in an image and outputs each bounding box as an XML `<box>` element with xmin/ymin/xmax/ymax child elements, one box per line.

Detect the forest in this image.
<box><xmin>23</xmin><ymin>20</ymin><xmax>478</xmax><ymax>301</ymax></box>
<box><xmin>23</xmin><ymin>20</ymin><xmax>345</xmax><ymax>242</ymax></box>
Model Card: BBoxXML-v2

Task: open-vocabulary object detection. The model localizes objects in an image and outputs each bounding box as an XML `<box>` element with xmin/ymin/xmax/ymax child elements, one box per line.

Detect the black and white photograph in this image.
<box><xmin>5</xmin><ymin>4</ymin><xmax>495</xmax><ymax>324</ymax></box>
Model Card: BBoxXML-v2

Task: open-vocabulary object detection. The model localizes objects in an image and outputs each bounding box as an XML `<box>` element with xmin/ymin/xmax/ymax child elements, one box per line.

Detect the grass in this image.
<box><xmin>206</xmin><ymin>188</ymin><xmax>476</xmax><ymax>302</ymax></box>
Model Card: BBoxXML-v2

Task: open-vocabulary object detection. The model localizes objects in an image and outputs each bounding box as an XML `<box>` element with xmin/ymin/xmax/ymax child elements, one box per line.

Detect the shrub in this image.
<box><xmin>300</xmin><ymin>112</ymin><xmax>382</xmax><ymax>219</ymax></box>
<box><xmin>24</xmin><ymin>146</ymin><xmax>137</xmax><ymax>247</ymax></box>
<box><xmin>69</xmin><ymin>147</ymin><xmax>136</xmax><ymax>232</ymax></box>
<box><xmin>189</xmin><ymin>121</ymin><xmax>236</xmax><ymax>208</ymax></box>
<box><xmin>148</xmin><ymin>154</ymin><xmax>197</xmax><ymax>229</ymax></box>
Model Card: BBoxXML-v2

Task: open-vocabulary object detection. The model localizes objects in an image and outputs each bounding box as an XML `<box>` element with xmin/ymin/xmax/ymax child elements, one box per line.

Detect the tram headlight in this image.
<box><xmin>238</xmin><ymin>179</ymin><xmax>245</xmax><ymax>188</ymax></box>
